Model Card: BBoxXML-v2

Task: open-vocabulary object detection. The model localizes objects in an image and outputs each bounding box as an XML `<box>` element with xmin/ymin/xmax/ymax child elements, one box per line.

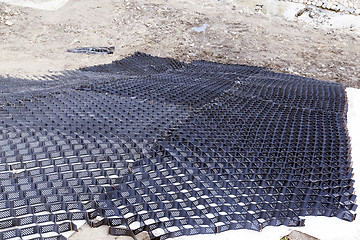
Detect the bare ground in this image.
<box><xmin>0</xmin><ymin>0</ymin><xmax>359</xmax><ymax>87</ymax></box>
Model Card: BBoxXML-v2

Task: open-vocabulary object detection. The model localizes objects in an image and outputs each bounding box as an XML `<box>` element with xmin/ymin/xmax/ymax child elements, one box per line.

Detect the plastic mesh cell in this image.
<box><xmin>0</xmin><ymin>52</ymin><xmax>356</xmax><ymax>239</ymax></box>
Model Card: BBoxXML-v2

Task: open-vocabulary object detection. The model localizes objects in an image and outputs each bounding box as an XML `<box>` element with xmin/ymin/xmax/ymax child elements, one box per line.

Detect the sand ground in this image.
<box><xmin>0</xmin><ymin>0</ymin><xmax>360</xmax><ymax>87</ymax></box>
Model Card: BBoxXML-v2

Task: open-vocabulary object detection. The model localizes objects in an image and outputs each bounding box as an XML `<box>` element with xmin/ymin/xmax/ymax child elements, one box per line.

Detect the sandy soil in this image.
<box><xmin>0</xmin><ymin>0</ymin><xmax>69</xmax><ymax>10</ymax></box>
<box><xmin>0</xmin><ymin>0</ymin><xmax>359</xmax><ymax>88</ymax></box>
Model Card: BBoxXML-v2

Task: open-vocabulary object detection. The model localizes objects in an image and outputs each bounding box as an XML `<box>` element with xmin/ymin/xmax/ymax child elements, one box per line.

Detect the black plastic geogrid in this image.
<box><xmin>0</xmin><ymin>52</ymin><xmax>356</xmax><ymax>240</ymax></box>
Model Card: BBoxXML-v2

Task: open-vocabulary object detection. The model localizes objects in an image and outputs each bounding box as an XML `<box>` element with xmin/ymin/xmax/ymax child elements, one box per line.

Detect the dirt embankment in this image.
<box><xmin>0</xmin><ymin>0</ymin><xmax>359</xmax><ymax>88</ymax></box>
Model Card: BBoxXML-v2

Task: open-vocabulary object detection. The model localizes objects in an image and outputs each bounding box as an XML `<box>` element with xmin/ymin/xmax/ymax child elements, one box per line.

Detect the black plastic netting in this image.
<box><xmin>0</xmin><ymin>52</ymin><xmax>356</xmax><ymax>240</ymax></box>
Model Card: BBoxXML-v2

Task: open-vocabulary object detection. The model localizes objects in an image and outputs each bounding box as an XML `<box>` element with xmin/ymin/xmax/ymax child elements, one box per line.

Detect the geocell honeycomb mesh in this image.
<box><xmin>0</xmin><ymin>52</ymin><xmax>356</xmax><ymax>240</ymax></box>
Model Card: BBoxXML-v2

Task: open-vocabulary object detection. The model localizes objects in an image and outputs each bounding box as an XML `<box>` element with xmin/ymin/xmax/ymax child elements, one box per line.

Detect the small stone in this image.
<box><xmin>283</xmin><ymin>230</ymin><xmax>319</xmax><ymax>240</ymax></box>
<box><xmin>338</xmin><ymin>4</ymin><xmax>345</xmax><ymax>11</ymax></box>
<box><xmin>309</xmin><ymin>10</ymin><xmax>316</xmax><ymax>18</ymax></box>
<box><xmin>3</xmin><ymin>7</ymin><xmax>11</xmax><ymax>14</ymax></box>
<box><xmin>4</xmin><ymin>20</ymin><xmax>14</xmax><ymax>26</ymax></box>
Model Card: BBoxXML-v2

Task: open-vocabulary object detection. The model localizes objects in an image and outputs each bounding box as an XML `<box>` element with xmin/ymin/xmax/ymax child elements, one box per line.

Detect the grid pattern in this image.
<box><xmin>0</xmin><ymin>52</ymin><xmax>356</xmax><ymax>240</ymax></box>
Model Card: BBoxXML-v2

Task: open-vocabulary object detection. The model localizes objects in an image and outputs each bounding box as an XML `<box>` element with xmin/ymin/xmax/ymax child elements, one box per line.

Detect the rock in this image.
<box><xmin>3</xmin><ymin>7</ymin><xmax>11</xmax><ymax>14</ymax></box>
<box><xmin>282</xmin><ymin>230</ymin><xmax>319</xmax><ymax>240</ymax></box>
<box><xmin>338</xmin><ymin>4</ymin><xmax>345</xmax><ymax>11</ymax></box>
<box><xmin>4</xmin><ymin>20</ymin><xmax>14</xmax><ymax>26</ymax></box>
<box><xmin>309</xmin><ymin>10</ymin><xmax>316</xmax><ymax>18</ymax></box>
